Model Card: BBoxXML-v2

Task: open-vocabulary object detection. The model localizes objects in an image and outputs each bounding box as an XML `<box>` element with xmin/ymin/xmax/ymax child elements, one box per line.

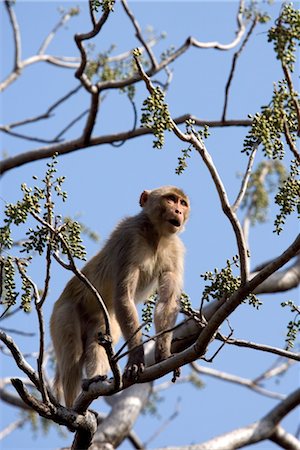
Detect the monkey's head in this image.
<box><xmin>139</xmin><ymin>186</ymin><xmax>190</xmax><ymax>235</ymax></box>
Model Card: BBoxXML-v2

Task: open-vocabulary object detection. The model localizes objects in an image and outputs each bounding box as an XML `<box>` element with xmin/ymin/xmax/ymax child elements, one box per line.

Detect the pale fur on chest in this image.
<box><xmin>135</xmin><ymin>236</ymin><xmax>184</xmax><ymax>302</ymax></box>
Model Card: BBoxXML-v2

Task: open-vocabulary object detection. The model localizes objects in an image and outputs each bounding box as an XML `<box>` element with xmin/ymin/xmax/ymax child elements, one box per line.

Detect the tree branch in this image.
<box><xmin>0</xmin><ymin>116</ymin><xmax>252</xmax><ymax>175</ymax></box>
<box><xmin>90</xmin><ymin>383</ymin><xmax>152</xmax><ymax>450</ymax></box>
<box><xmin>270</xmin><ymin>426</ymin><xmax>300</xmax><ymax>449</ymax></box>
<box><xmin>153</xmin><ymin>388</ymin><xmax>300</xmax><ymax>450</ymax></box>
<box><xmin>0</xmin><ymin>418</ymin><xmax>26</xmax><ymax>441</ymax></box>
<box><xmin>191</xmin><ymin>362</ymin><xmax>286</xmax><ymax>400</ymax></box>
<box><xmin>1</xmin><ymin>4</ymin><xmax>78</xmax><ymax>92</ymax></box>
<box><xmin>222</xmin><ymin>17</ymin><xmax>258</xmax><ymax>121</ymax></box>
<box><xmin>121</xmin><ymin>0</ymin><xmax>158</xmax><ymax>69</ymax></box>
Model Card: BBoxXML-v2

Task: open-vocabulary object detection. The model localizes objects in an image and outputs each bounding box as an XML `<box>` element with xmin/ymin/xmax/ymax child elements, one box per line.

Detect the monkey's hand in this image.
<box><xmin>123</xmin><ymin>346</ymin><xmax>145</xmax><ymax>381</ymax></box>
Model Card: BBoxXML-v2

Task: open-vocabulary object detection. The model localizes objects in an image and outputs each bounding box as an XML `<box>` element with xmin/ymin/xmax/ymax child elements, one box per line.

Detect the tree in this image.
<box><xmin>0</xmin><ymin>1</ymin><xmax>299</xmax><ymax>449</ymax></box>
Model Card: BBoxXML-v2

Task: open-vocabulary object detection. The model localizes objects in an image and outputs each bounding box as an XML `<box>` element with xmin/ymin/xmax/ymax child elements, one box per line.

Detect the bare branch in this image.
<box><xmin>144</xmin><ymin>398</ymin><xmax>180</xmax><ymax>448</ymax></box>
<box><xmin>270</xmin><ymin>426</ymin><xmax>300</xmax><ymax>449</ymax></box>
<box><xmin>0</xmin><ymin>54</ymin><xmax>78</xmax><ymax>93</ymax></box>
<box><xmin>0</xmin><ymin>377</ymin><xmax>33</xmax><ymax>411</ymax></box>
<box><xmin>15</xmin><ymin>261</ymin><xmax>50</xmax><ymax>406</ymax></box>
<box><xmin>252</xmin><ymin>255</ymin><xmax>300</xmax><ymax>294</ymax></box>
<box><xmin>94</xmin><ymin>1</ymin><xmax>246</xmax><ymax>93</ymax></box>
<box><xmin>191</xmin><ymin>362</ymin><xmax>286</xmax><ymax>400</ymax></box>
<box><xmin>154</xmin><ymin>388</ymin><xmax>300</xmax><ymax>450</ymax></box>
<box><xmin>0</xmin><ymin>84</ymin><xmax>81</xmax><ymax>131</ymax></box>
<box><xmin>5</xmin><ymin>0</ymin><xmax>21</xmax><ymax>71</ymax></box>
<box><xmin>0</xmin><ymin>418</ymin><xmax>26</xmax><ymax>441</ymax></box>
<box><xmin>253</xmin><ymin>358</ymin><xmax>295</xmax><ymax>384</ymax></box>
<box><xmin>219</xmin><ymin>335</ymin><xmax>300</xmax><ymax>361</ymax></box>
<box><xmin>1</xmin><ymin>5</ymin><xmax>78</xmax><ymax>92</ymax></box>
<box><xmin>222</xmin><ymin>17</ymin><xmax>258</xmax><ymax>121</ymax></box>
<box><xmin>38</xmin><ymin>10</ymin><xmax>76</xmax><ymax>55</ymax></box>
<box><xmin>54</xmin><ymin>109</ymin><xmax>89</xmax><ymax>141</ymax></box>
<box><xmin>0</xmin><ymin>116</ymin><xmax>252</xmax><ymax>175</ymax></box>
<box><xmin>0</xmin><ymin>330</ymin><xmax>46</xmax><ymax>393</ymax></box>
<box><xmin>82</xmin><ymin>93</ymin><xmax>100</xmax><ymax>142</ymax></box>
<box><xmin>74</xmin><ymin>6</ymin><xmax>112</xmax><ymax>92</ymax></box>
<box><xmin>232</xmin><ymin>144</ymin><xmax>258</xmax><ymax>212</ymax></box>
<box><xmin>282</xmin><ymin>63</ymin><xmax>300</xmax><ymax>136</ymax></box>
<box><xmin>121</xmin><ymin>0</ymin><xmax>158</xmax><ymax>69</ymax></box>
<box><xmin>283</xmin><ymin>119</ymin><xmax>300</xmax><ymax>163</ymax></box>
<box><xmin>91</xmin><ymin>383</ymin><xmax>152</xmax><ymax>450</ymax></box>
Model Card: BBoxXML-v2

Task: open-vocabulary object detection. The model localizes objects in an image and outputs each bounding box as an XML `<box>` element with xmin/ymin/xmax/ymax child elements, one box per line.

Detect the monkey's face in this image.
<box><xmin>140</xmin><ymin>187</ymin><xmax>190</xmax><ymax>236</ymax></box>
<box><xmin>161</xmin><ymin>192</ymin><xmax>189</xmax><ymax>234</ymax></box>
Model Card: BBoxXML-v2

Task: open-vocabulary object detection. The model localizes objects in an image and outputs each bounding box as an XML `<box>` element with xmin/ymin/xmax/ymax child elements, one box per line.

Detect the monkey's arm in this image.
<box><xmin>114</xmin><ymin>268</ymin><xmax>145</xmax><ymax>380</ymax></box>
<box><xmin>154</xmin><ymin>271</ymin><xmax>181</xmax><ymax>363</ymax></box>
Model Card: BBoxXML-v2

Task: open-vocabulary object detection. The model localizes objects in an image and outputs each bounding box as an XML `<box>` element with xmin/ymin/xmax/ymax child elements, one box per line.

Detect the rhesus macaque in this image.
<box><xmin>50</xmin><ymin>186</ymin><xmax>190</xmax><ymax>407</ymax></box>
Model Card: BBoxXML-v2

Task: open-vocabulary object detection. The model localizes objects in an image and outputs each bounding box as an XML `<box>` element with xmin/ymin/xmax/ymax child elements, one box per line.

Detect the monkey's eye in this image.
<box><xmin>181</xmin><ymin>199</ymin><xmax>188</xmax><ymax>207</ymax></box>
<box><xmin>166</xmin><ymin>194</ymin><xmax>177</xmax><ymax>203</ymax></box>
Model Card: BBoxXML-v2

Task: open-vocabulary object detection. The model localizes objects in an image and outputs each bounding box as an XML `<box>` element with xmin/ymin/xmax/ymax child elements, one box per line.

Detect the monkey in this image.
<box><xmin>50</xmin><ymin>186</ymin><xmax>190</xmax><ymax>407</ymax></box>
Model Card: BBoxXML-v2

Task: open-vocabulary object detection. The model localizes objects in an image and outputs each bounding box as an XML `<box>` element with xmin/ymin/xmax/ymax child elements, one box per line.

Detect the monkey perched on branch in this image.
<box><xmin>50</xmin><ymin>186</ymin><xmax>190</xmax><ymax>407</ymax></box>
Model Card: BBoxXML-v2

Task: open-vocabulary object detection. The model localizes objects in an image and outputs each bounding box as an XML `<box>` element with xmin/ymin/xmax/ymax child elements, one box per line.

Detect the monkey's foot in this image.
<box><xmin>123</xmin><ymin>362</ymin><xmax>145</xmax><ymax>381</ymax></box>
<box><xmin>82</xmin><ymin>375</ymin><xmax>107</xmax><ymax>391</ymax></box>
<box><xmin>123</xmin><ymin>347</ymin><xmax>145</xmax><ymax>381</ymax></box>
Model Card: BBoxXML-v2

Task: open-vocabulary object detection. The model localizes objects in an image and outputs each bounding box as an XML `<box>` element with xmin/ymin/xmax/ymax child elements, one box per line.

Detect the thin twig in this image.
<box><xmin>143</xmin><ymin>398</ymin><xmax>181</xmax><ymax>447</ymax></box>
<box><xmin>253</xmin><ymin>358</ymin><xmax>294</xmax><ymax>384</ymax></box>
<box><xmin>282</xmin><ymin>63</ymin><xmax>300</xmax><ymax>135</ymax></box>
<box><xmin>232</xmin><ymin>144</ymin><xmax>258</xmax><ymax>212</ymax></box>
<box><xmin>222</xmin><ymin>17</ymin><xmax>258</xmax><ymax>121</ymax></box>
<box><xmin>0</xmin><ymin>330</ymin><xmax>41</xmax><ymax>389</ymax></box>
<box><xmin>0</xmin><ymin>84</ymin><xmax>82</xmax><ymax>131</ymax></box>
<box><xmin>54</xmin><ymin>109</ymin><xmax>89</xmax><ymax>141</ymax></box>
<box><xmin>0</xmin><ymin>327</ymin><xmax>35</xmax><ymax>337</ymax></box>
<box><xmin>38</xmin><ymin>10</ymin><xmax>75</xmax><ymax>55</ymax></box>
<box><xmin>191</xmin><ymin>362</ymin><xmax>286</xmax><ymax>400</ymax></box>
<box><xmin>0</xmin><ymin>418</ymin><xmax>26</xmax><ymax>440</ymax></box>
<box><xmin>283</xmin><ymin>119</ymin><xmax>300</xmax><ymax>163</ymax></box>
<box><xmin>121</xmin><ymin>0</ymin><xmax>158</xmax><ymax>69</ymax></box>
<box><xmin>15</xmin><ymin>261</ymin><xmax>50</xmax><ymax>406</ymax></box>
<box><xmin>204</xmin><ymin>328</ymin><xmax>234</xmax><ymax>363</ymax></box>
<box><xmin>5</xmin><ymin>0</ymin><xmax>21</xmax><ymax>71</ymax></box>
<box><xmin>217</xmin><ymin>333</ymin><xmax>300</xmax><ymax>361</ymax></box>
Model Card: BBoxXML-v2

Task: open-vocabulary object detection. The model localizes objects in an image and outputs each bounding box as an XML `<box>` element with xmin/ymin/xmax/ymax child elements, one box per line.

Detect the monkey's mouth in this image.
<box><xmin>168</xmin><ymin>218</ymin><xmax>181</xmax><ymax>228</ymax></box>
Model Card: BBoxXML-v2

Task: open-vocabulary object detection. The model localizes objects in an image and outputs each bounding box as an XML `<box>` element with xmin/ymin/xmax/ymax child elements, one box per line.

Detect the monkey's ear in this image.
<box><xmin>139</xmin><ymin>190</ymin><xmax>151</xmax><ymax>207</ymax></box>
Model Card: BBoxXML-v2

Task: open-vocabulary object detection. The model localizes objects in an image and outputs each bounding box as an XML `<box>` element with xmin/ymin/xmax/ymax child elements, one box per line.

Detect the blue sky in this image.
<box><xmin>1</xmin><ymin>1</ymin><xmax>299</xmax><ymax>449</ymax></box>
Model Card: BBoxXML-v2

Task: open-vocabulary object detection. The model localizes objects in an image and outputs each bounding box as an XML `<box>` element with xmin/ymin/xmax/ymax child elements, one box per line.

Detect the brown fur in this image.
<box><xmin>50</xmin><ymin>186</ymin><xmax>190</xmax><ymax>407</ymax></box>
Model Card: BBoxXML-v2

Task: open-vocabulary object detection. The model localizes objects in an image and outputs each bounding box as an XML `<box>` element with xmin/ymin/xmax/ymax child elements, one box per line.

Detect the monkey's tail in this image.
<box><xmin>51</xmin><ymin>301</ymin><xmax>84</xmax><ymax>407</ymax></box>
<box><xmin>52</xmin><ymin>367</ymin><xmax>64</xmax><ymax>404</ymax></box>
<box><xmin>60</xmin><ymin>356</ymin><xmax>83</xmax><ymax>408</ymax></box>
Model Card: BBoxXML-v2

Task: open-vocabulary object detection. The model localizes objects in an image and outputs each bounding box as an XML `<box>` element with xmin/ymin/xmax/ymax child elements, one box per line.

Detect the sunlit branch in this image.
<box><xmin>191</xmin><ymin>362</ymin><xmax>286</xmax><ymax>400</ymax></box>
<box><xmin>38</xmin><ymin>10</ymin><xmax>76</xmax><ymax>55</ymax></box>
<box><xmin>1</xmin><ymin>6</ymin><xmax>78</xmax><ymax>92</ymax></box>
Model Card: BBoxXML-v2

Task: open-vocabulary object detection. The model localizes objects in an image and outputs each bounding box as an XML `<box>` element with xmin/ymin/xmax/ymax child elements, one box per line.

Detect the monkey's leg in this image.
<box><xmin>85</xmin><ymin>317</ymin><xmax>121</xmax><ymax>379</ymax></box>
<box><xmin>155</xmin><ymin>271</ymin><xmax>180</xmax><ymax>362</ymax></box>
